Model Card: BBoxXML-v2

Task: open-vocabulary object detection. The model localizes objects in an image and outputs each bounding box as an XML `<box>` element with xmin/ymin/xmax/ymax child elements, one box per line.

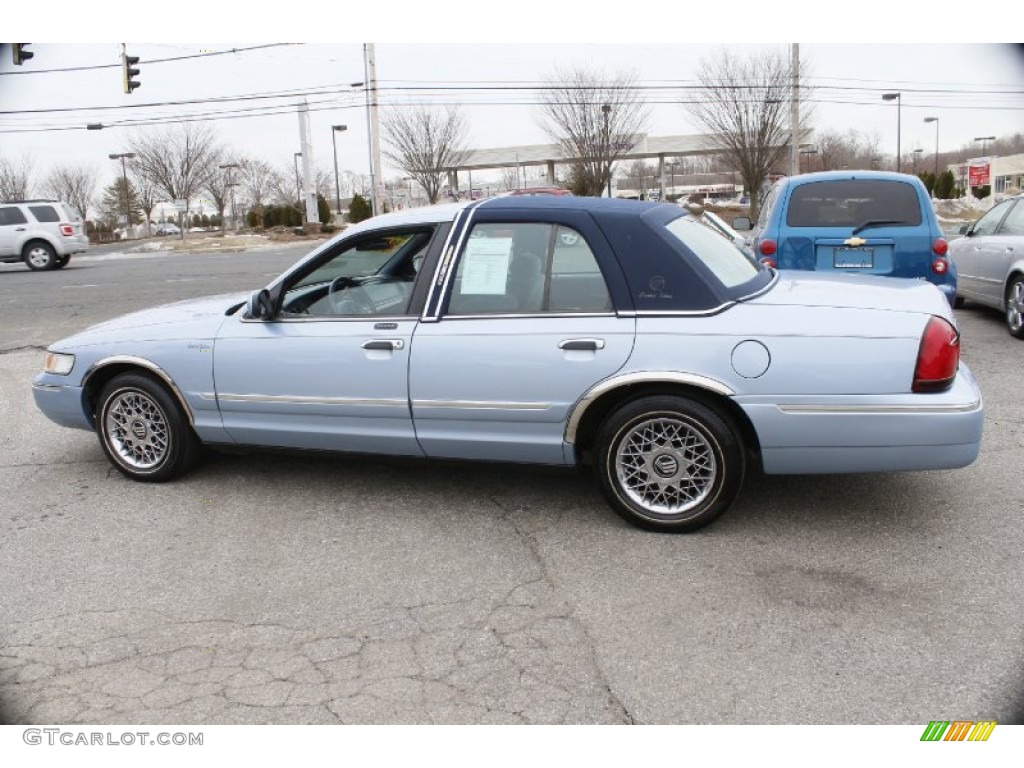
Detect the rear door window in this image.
<box><xmin>786</xmin><ymin>180</ymin><xmax>923</xmax><ymax>228</ymax></box>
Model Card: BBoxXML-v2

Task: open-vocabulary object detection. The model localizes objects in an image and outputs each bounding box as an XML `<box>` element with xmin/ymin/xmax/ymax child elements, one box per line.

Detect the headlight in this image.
<box><xmin>43</xmin><ymin>351</ymin><xmax>75</xmax><ymax>375</ymax></box>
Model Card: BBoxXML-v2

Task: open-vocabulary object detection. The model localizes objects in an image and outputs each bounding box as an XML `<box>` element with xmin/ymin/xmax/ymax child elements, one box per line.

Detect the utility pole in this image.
<box><xmin>789</xmin><ymin>43</ymin><xmax>800</xmax><ymax>178</ymax></box>
<box><xmin>363</xmin><ymin>44</ymin><xmax>383</xmax><ymax>217</ymax></box>
<box><xmin>219</xmin><ymin>163</ymin><xmax>240</xmax><ymax>231</ymax></box>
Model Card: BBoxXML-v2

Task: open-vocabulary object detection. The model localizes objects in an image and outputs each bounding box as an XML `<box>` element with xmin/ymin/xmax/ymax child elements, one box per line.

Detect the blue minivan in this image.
<box><xmin>736</xmin><ymin>171</ymin><xmax>956</xmax><ymax>306</ymax></box>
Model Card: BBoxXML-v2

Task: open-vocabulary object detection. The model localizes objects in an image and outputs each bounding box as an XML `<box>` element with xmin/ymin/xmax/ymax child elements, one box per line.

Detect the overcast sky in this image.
<box><xmin>4</xmin><ymin>6</ymin><xmax>1023</xmax><ymax>191</ymax></box>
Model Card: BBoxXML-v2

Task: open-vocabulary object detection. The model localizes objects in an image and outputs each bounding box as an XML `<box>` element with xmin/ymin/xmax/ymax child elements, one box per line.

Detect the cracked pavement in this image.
<box><xmin>2</xmin><ymin>250</ymin><xmax>1023</xmax><ymax>725</ymax></box>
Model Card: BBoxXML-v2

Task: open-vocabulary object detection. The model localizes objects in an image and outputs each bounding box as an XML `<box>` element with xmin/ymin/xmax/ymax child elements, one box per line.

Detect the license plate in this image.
<box><xmin>834</xmin><ymin>247</ymin><xmax>874</xmax><ymax>268</ymax></box>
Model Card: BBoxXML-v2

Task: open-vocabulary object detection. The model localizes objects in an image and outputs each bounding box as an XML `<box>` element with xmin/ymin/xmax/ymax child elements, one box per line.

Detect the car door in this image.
<box><xmin>980</xmin><ymin>199</ymin><xmax>1024</xmax><ymax>303</ymax></box>
<box><xmin>0</xmin><ymin>206</ymin><xmax>29</xmax><ymax>257</ymax></box>
<box><xmin>212</xmin><ymin>225</ymin><xmax>445</xmax><ymax>455</ymax></box>
<box><xmin>955</xmin><ymin>200</ymin><xmax>1013</xmax><ymax>304</ymax></box>
<box><xmin>409</xmin><ymin>212</ymin><xmax>635</xmax><ymax>465</ymax></box>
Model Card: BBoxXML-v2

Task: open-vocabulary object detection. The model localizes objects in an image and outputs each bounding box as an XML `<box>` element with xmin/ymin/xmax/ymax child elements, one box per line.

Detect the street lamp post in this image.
<box><xmin>331</xmin><ymin>125</ymin><xmax>348</xmax><ymax>218</ymax></box>
<box><xmin>108</xmin><ymin>152</ymin><xmax>136</xmax><ymax>239</ymax></box>
<box><xmin>218</xmin><ymin>162</ymin><xmax>240</xmax><ymax>231</ymax></box>
<box><xmin>974</xmin><ymin>135</ymin><xmax>995</xmax><ymax>157</ymax></box>
<box><xmin>601</xmin><ymin>104</ymin><xmax>612</xmax><ymax>198</ymax></box>
<box><xmin>882</xmin><ymin>93</ymin><xmax>901</xmax><ymax>172</ymax></box>
<box><xmin>924</xmin><ymin>117</ymin><xmax>940</xmax><ymax>192</ymax></box>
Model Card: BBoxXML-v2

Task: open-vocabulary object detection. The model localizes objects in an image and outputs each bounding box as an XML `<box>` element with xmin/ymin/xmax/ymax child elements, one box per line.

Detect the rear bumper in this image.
<box><xmin>737</xmin><ymin>363</ymin><xmax>983</xmax><ymax>474</ymax></box>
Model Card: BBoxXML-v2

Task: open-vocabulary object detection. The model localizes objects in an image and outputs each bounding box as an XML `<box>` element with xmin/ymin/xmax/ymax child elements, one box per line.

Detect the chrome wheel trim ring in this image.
<box><xmin>103</xmin><ymin>389</ymin><xmax>171</xmax><ymax>470</ymax></box>
<box><xmin>1008</xmin><ymin>282</ymin><xmax>1024</xmax><ymax>332</ymax></box>
<box><xmin>614</xmin><ymin>415</ymin><xmax>718</xmax><ymax>515</ymax></box>
<box><xmin>27</xmin><ymin>246</ymin><xmax>52</xmax><ymax>268</ymax></box>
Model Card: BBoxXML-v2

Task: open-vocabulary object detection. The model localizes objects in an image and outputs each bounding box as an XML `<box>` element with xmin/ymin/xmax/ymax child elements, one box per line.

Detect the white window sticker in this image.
<box><xmin>461</xmin><ymin>237</ymin><xmax>512</xmax><ymax>294</ymax></box>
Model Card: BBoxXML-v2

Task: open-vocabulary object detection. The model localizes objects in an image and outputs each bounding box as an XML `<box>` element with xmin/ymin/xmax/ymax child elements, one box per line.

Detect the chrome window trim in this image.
<box><xmin>82</xmin><ymin>356</ymin><xmax>196</xmax><ymax>426</ymax></box>
<box><xmin>427</xmin><ymin>204</ymin><xmax>482</xmax><ymax>321</ymax></box>
<box><xmin>564</xmin><ymin>372</ymin><xmax>735</xmax><ymax>444</ymax></box>
<box><xmin>632</xmin><ymin>302</ymin><xmax>734</xmax><ymax>317</ymax></box>
<box><xmin>435</xmin><ymin>311</ymin><xmax>619</xmax><ymax>321</ymax></box>
<box><xmin>737</xmin><ymin>269</ymin><xmax>780</xmax><ymax>301</ymax></box>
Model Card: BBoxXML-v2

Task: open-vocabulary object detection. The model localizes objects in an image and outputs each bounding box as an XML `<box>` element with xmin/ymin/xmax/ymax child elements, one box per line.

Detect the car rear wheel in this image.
<box><xmin>96</xmin><ymin>373</ymin><xmax>200</xmax><ymax>482</ymax></box>
<box><xmin>594</xmin><ymin>395</ymin><xmax>745</xmax><ymax>532</ymax></box>
<box><xmin>23</xmin><ymin>241</ymin><xmax>57</xmax><ymax>271</ymax></box>
<box><xmin>55</xmin><ymin>255</ymin><xmax>70</xmax><ymax>269</ymax></box>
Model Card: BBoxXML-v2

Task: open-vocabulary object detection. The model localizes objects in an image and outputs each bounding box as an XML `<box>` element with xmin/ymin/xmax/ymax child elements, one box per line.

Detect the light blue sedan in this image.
<box><xmin>32</xmin><ymin>197</ymin><xmax>983</xmax><ymax>532</ymax></box>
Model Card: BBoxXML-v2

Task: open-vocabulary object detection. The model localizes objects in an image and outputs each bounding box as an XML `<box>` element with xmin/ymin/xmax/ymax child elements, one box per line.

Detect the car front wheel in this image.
<box><xmin>1005</xmin><ymin>276</ymin><xmax>1024</xmax><ymax>339</ymax></box>
<box><xmin>96</xmin><ymin>373</ymin><xmax>200</xmax><ymax>481</ymax></box>
<box><xmin>23</xmin><ymin>241</ymin><xmax>57</xmax><ymax>271</ymax></box>
<box><xmin>594</xmin><ymin>395</ymin><xmax>745</xmax><ymax>532</ymax></box>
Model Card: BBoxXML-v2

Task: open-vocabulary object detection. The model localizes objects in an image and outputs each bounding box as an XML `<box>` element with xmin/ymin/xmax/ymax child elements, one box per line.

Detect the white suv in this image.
<box><xmin>0</xmin><ymin>200</ymin><xmax>89</xmax><ymax>270</ymax></box>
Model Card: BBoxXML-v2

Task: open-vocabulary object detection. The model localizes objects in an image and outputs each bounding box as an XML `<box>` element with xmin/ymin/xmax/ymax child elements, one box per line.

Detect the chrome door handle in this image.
<box><xmin>559</xmin><ymin>338</ymin><xmax>605</xmax><ymax>351</ymax></box>
<box><xmin>362</xmin><ymin>339</ymin><xmax>404</xmax><ymax>351</ymax></box>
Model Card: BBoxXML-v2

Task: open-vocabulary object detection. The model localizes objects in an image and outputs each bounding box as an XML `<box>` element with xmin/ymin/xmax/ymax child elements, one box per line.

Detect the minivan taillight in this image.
<box><xmin>60</xmin><ymin>224</ymin><xmax>74</xmax><ymax>236</ymax></box>
<box><xmin>931</xmin><ymin>258</ymin><xmax>949</xmax><ymax>275</ymax></box>
<box><xmin>759</xmin><ymin>256</ymin><xmax>777</xmax><ymax>269</ymax></box>
<box><xmin>759</xmin><ymin>239</ymin><xmax>777</xmax><ymax>257</ymax></box>
<box><xmin>932</xmin><ymin>238</ymin><xmax>948</xmax><ymax>256</ymax></box>
<box><xmin>913</xmin><ymin>316</ymin><xmax>959</xmax><ymax>393</ymax></box>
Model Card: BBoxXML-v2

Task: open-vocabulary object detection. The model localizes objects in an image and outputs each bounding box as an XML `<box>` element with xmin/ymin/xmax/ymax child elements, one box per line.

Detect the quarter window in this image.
<box><xmin>28</xmin><ymin>205</ymin><xmax>60</xmax><ymax>223</ymax></box>
<box><xmin>448</xmin><ymin>223</ymin><xmax>611</xmax><ymax>315</ymax></box>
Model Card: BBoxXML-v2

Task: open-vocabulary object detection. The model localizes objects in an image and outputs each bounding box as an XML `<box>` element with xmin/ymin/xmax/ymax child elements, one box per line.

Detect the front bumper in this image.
<box><xmin>31</xmin><ymin>376</ymin><xmax>92</xmax><ymax>431</ymax></box>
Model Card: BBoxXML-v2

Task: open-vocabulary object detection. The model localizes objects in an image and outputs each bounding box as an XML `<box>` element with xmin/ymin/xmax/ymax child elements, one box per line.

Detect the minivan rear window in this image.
<box><xmin>786</xmin><ymin>180</ymin><xmax>922</xmax><ymax>228</ymax></box>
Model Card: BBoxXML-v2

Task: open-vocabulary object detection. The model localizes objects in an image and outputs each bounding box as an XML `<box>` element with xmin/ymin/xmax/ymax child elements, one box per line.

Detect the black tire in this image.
<box><xmin>1005</xmin><ymin>276</ymin><xmax>1024</xmax><ymax>339</ymax></box>
<box><xmin>23</xmin><ymin>241</ymin><xmax>57</xmax><ymax>271</ymax></box>
<box><xmin>953</xmin><ymin>295</ymin><xmax>965</xmax><ymax>309</ymax></box>
<box><xmin>594</xmin><ymin>395</ymin><xmax>745</xmax><ymax>532</ymax></box>
<box><xmin>54</xmin><ymin>255</ymin><xmax>70</xmax><ymax>269</ymax></box>
<box><xmin>95</xmin><ymin>373</ymin><xmax>200</xmax><ymax>482</ymax></box>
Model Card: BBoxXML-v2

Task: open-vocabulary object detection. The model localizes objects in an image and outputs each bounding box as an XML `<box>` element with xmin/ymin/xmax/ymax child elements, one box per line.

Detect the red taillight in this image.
<box><xmin>931</xmin><ymin>258</ymin><xmax>949</xmax><ymax>275</ymax></box>
<box><xmin>913</xmin><ymin>316</ymin><xmax>959</xmax><ymax>393</ymax></box>
<box><xmin>759</xmin><ymin>239</ymin><xmax>777</xmax><ymax>257</ymax></box>
<box><xmin>932</xmin><ymin>238</ymin><xmax>948</xmax><ymax>256</ymax></box>
<box><xmin>759</xmin><ymin>256</ymin><xmax>777</xmax><ymax>269</ymax></box>
<box><xmin>60</xmin><ymin>224</ymin><xmax>74</xmax><ymax>236</ymax></box>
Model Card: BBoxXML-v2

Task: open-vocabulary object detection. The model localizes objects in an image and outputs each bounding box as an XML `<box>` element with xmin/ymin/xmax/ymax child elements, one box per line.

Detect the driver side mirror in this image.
<box><xmin>247</xmin><ymin>288</ymin><xmax>276</xmax><ymax>320</ymax></box>
<box><xmin>958</xmin><ymin>223</ymin><xmax>970</xmax><ymax>236</ymax></box>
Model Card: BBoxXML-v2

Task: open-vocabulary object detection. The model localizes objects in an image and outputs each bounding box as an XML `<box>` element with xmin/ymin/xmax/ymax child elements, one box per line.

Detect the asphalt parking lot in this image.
<box><xmin>0</xmin><ymin>247</ymin><xmax>1022</xmax><ymax>725</ymax></box>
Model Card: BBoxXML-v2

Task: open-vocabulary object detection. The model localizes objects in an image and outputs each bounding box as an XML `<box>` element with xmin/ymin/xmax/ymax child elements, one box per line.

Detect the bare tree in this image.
<box><xmin>239</xmin><ymin>158</ymin><xmax>276</xmax><ymax>228</ymax></box>
<box><xmin>381</xmin><ymin>105</ymin><xmax>470</xmax><ymax>204</ymax></box>
<box><xmin>42</xmin><ymin>164</ymin><xmax>98</xmax><ymax>221</ymax></box>
<box><xmin>538</xmin><ymin>66</ymin><xmax>650</xmax><ymax>197</ymax></box>
<box><xmin>0</xmin><ymin>154</ymin><xmax>34</xmax><ymax>200</ymax></box>
<box><xmin>684</xmin><ymin>49</ymin><xmax>797</xmax><ymax>220</ymax></box>
<box><xmin>129</xmin><ymin>124</ymin><xmax>221</xmax><ymax>226</ymax></box>
<box><xmin>128</xmin><ymin>160</ymin><xmax>160</xmax><ymax>233</ymax></box>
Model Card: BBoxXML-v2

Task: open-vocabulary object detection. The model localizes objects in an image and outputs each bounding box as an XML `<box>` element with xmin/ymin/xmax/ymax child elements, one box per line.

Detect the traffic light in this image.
<box><xmin>12</xmin><ymin>44</ymin><xmax>33</xmax><ymax>66</ymax></box>
<box><xmin>122</xmin><ymin>48</ymin><xmax>140</xmax><ymax>94</ymax></box>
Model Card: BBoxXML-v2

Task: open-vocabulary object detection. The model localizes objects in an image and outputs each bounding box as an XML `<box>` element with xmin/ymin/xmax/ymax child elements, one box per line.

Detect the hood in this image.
<box><xmin>60</xmin><ymin>292</ymin><xmax>249</xmax><ymax>347</ymax></box>
<box><xmin>751</xmin><ymin>271</ymin><xmax>953</xmax><ymax>320</ymax></box>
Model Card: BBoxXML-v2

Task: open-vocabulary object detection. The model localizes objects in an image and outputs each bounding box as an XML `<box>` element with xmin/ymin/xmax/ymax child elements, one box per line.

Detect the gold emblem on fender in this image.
<box><xmin>844</xmin><ymin>236</ymin><xmax>867</xmax><ymax>247</ymax></box>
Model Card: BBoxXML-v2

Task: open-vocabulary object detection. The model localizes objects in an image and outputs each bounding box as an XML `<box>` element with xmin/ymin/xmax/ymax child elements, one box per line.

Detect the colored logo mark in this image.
<box><xmin>920</xmin><ymin>720</ymin><xmax>996</xmax><ymax>741</ymax></box>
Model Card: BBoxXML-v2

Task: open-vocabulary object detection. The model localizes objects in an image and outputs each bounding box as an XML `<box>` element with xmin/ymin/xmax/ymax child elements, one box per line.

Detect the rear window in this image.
<box><xmin>664</xmin><ymin>215</ymin><xmax>761</xmax><ymax>289</ymax></box>
<box><xmin>28</xmin><ymin>205</ymin><xmax>60</xmax><ymax>223</ymax></box>
<box><xmin>786</xmin><ymin>180</ymin><xmax>923</xmax><ymax>228</ymax></box>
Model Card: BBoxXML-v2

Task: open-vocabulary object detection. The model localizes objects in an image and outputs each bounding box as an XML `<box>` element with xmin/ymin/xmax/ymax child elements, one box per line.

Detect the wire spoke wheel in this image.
<box><xmin>95</xmin><ymin>373</ymin><xmax>200</xmax><ymax>482</ymax></box>
<box><xmin>1007</xmin><ymin>279</ymin><xmax>1024</xmax><ymax>337</ymax></box>
<box><xmin>615</xmin><ymin>417</ymin><xmax>717</xmax><ymax>513</ymax></box>
<box><xmin>104</xmin><ymin>390</ymin><xmax>171</xmax><ymax>470</ymax></box>
<box><xmin>595</xmin><ymin>396</ymin><xmax>745</xmax><ymax>533</ymax></box>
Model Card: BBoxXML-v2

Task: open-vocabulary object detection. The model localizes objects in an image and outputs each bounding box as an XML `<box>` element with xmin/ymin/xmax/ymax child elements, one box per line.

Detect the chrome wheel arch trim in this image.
<box><xmin>564</xmin><ymin>372</ymin><xmax>735</xmax><ymax>444</ymax></box>
<box><xmin>81</xmin><ymin>356</ymin><xmax>196</xmax><ymax>426</ymax></box>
